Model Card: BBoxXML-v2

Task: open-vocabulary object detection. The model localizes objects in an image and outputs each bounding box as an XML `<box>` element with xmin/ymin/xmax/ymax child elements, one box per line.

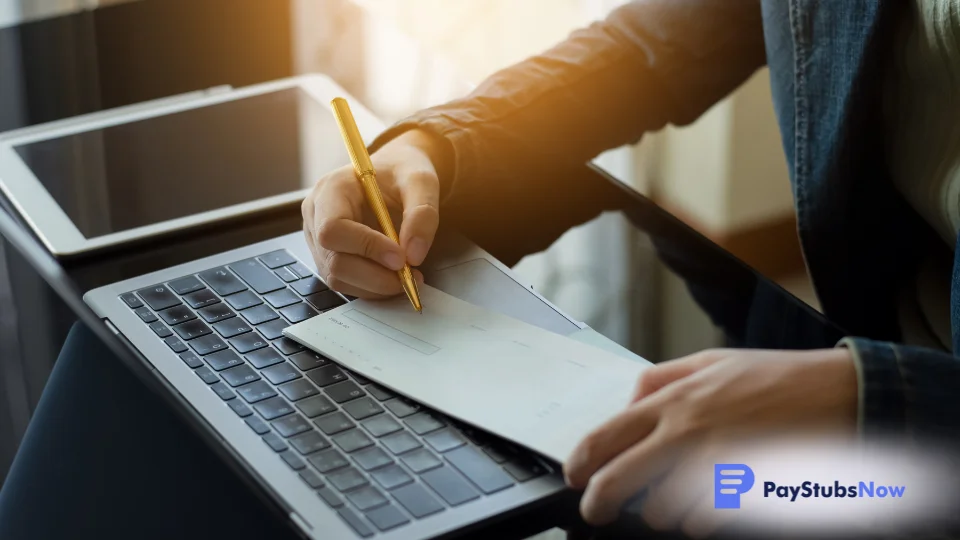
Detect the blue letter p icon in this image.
<box><xmin>714</xmin><ymin>464</ymin><xmax>755</xmax><ymax>509</ymax></box>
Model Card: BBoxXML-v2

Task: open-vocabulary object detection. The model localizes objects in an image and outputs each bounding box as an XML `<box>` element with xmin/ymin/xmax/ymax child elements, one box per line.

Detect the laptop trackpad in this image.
<box><xmin>424</xmin><ymin>259</ymin><xmax>579</xmax><ymax>336</ymax></box>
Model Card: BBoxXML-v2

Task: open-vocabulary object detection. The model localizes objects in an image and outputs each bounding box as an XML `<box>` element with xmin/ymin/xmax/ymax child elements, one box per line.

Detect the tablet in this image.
<box><xmin>0</xmin><ymin>75</ymin><xmax>384</xmax><ymax>256</ymax></box>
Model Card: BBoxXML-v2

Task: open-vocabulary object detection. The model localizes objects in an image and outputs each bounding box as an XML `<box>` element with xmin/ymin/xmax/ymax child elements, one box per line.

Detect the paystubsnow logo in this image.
<box><xmin>714</xmin><ymin>464</ymin><xmax>907</xmax><ymax>509</ymax></box>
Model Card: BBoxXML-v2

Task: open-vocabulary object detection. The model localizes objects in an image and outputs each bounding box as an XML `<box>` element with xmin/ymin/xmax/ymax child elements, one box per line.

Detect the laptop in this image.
<box><xmin>0</xmin><ymin>80</ymin><xmax>598</xmax><ymax>538</ymax></box>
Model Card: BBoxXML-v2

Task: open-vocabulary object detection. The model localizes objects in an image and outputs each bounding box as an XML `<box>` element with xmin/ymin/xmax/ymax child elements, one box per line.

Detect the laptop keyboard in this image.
<box><xmin>120</xmin><ymin>249</ymin><xmax>550</xmax><ymax>537</ymax></box>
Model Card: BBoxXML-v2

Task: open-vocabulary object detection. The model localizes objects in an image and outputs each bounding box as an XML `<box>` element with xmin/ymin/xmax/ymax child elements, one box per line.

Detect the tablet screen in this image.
<box><xmin>13</xmin><ymin>88</ymin><xmax>350</xmax><ymax>239</ymax></box>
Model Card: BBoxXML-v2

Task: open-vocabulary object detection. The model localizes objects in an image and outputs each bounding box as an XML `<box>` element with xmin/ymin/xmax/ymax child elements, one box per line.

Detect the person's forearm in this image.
<box><xmin>371</xmin><ymin>0</ymin><xmax>767</xmax><ymax>262</ymax></box>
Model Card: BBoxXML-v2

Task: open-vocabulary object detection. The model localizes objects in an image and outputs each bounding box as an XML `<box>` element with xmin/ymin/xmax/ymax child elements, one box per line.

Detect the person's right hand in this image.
<box><xmin>301</xmin><ymin>129</ymin><xmax>443</xmax><ymax>299</ymax></box>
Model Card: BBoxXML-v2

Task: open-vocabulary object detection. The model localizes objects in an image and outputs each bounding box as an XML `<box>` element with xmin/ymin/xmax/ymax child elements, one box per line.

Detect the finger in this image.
<box><xmin>322</xmin><ymin>252</ymin><xmax>406</xmax><ymax>297</ymax></box>
<box><xmin>311</xmin><ymin>185</ymin><xmax>406</xmax><ymax>272</ymax></box>
<box><xmin>324</xmin><ymin>279</ymin><xmax>393</xmax><ymax>301</ymax></box>
<box><xmin>680</xmin><ymin>494</ymin><xmax>731</xmax><ymax>540</ymax></box>
<box><xmin>641</xmin><ymin>446</ymin><xmax>709</xmax><ymax>530</ymax></box>
<box><xmin>579</xmin><ymin>426</ymin><xmax>675</xmax><ymax>525</ymax></box>
<box><xmin>396</xmin><ymin>171</ymin><xmax>439</xmax><ymax>266</ymax></box>
<box><xmin>565</xmin><ymin>393</ymin><xmax>668</xmax><ymax>488</ymax></box>
<box><xmin>632</xmin><ymin>350</ymin><xmax>730</xmax><ymax>402</ymax></box>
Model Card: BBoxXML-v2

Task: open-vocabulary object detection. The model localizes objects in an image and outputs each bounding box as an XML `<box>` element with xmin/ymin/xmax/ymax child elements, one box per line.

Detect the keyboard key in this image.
<box><xmin>291</xmin><ymin>277</ymin><xmax>328</xmax><ymax>296</ymax></box>
<box><xmin>189</xmin><ymin>334</ymin><xmax>228</xmax><ymax>355</ymax></box>
<box><xmin>158</xmin><ymin>305</ymin><xmax>196</xmax><ymax>326</ymax></box>
<box><xmin>245</xmin><ymin>347</ymin><xmax>284</xmax><ymax>369</ymax></box>
<box><xmin>194</xmin><ymin>366</ymin><xmax>219</xmax><ymax>384</ymax></box>
<box><xmin>503</xmin><ymin>458</ymin><xmax>548</xmax><ymax>482</ymax></box>
<box><xmin>257</xmin><ymin>319</ymin><xmax>289</xmax><ymax>340</ymax></box>
<box><xmin>328</xmin><ymin>467</ymin><xmax>368</xmax><ymax>492</ymax></box>
<box><xmin>353</xmin><ymin>447</ymin><xmax>392</xmax><ymax>471</ymax></box>
<box><xmin>307</xmin><ymin>365</ymin><xmax>347</xmax><ymax>387</ymax></box>
<box><xmin>228</xmin><ymin>399</ymin><xmax>253</xmax><ymax>417</ymax></box>
<box><xmin>253</xmin><ymin>397</ymin><xmax>294</xmax><ymax>420</ymax></box>
<box><xmin>135</xmin><ymin>307</ymin><xmax>158</xmax><ymax>323</ymax></box>
<box><xmin>400</xmin><ymin>448</ymin><xmax>442</xmax><ymax>474</ymax></box>
<box><xmin>280</xmin><ymin>450</ymin><xmax>306</xmax><ymax>471</ymax></box>
<box><xmin>279</xmin><ymin>379</ymin><xmax>319</xmax><ymax>401</ymax></box>
<box><xmin>392</xmin><ymin>482</ymin><xmax>444</xmax><ymax>518</ymax></box>
<box><xmin>204</xmin><ymin>349</ymin><xmax>244</xmax><ymax>371</ymax></box>
<box><xmin>261</xmin><ymin>362</ymin><xmax>300</xmax><ymax>385</ymax></box>
<box><xmin>259</xmin><ymin>250</ymin><xmax>297</xmax><ymax>269</ymax></box>
<box><xmin>136</xmin><ymin>285</ymin><xmax>181</xmax><ymax>311</ymax></box>
<box><xmin>325</xmin><ymin>381</ymin><xmax>365</xmax><ymax>403</ymax></box>
<box><xmin>272</xmin><ymin>414</ymin><xmax>312</xmax><ymax>438</ymax></box>
<box><xmin>184</xmin><ymin>288</ymin><xmax>219</xmax><ymax>309</ymax></box>
<box><xmin>198</xmin><ymin>303</ymin><xmax>235</xmax><ymax>323</ymax></box>
<box><xmin>318</xmin><ymin>487</ymin><xmax>345</xmax><ymax>508</ymax></box>
<box><xmin>483</xmin><ymin>444</ymin><xmax>510</xmax><ymax>464</ymax></box>
<box><xmin>337</xmin><ymin>508</ymin><xmax>374</xmax><ymax>538</ymax></box>
<box><xmin>229</xmin><ymin>332</ymin><xmax>267</xmax><ymax>354</ymax></box>
<box><xmin>241</xmin><ymin>304</ymin><xmax>279</xmax><ymax>325</ymax></box>
<box><xmin>297</xmin><ymin>395</ymin><xmax>336</xmax><ymax>418</ymax></box>
<box><xmin>229</xmin><ymin>258</ymin><xmax>285</xmax><ymax>294</ymax></box>
<box><xmin>149</xmin><ymin>321</ymin><xmax>172</xmax><ymax>338</ymax></box>
<box><xmin>421</xmin><ymin>466</ymin><xmax>480</xmax><ymax>506</ymax></box>
<box><xmin>367</xmin><ymin>385</ymin><xmax>395</xmax><ymax>401</ymax></box>
<box><xmin>245</xmin><ymin>415</ymin><xmax>271</xmax><ymax>435</ymax></box>
<box><xmin>173</xmin><ymin>319</ymin><xmax>212</xmax><ymax>341</ymax></box>
<box><xmin>237</xmin><ymin>381</ymin><xmax>278</xmax><ymax>403</ymax></box>
<box><xmin>346</xmin><ymin>485</ymin><xmax>388</xmax><ymax>511</ymax></box>
<box><xmin>212</xmin><ymin>318</ymin><xmax>251</xmax><ymax>338</ymax></box>
<box><xmin>371</xmin><ymin>464</ymin><xmax>413</xmax><ymax>491</ymax></box>
<box><xmin>365</xmin><ymin>503</ymin><xmax>410</xmax><ymax>532</ymax></box>
<box><xmin>445</xmin><ymin>446</ymin><xmax>514</xmax><ymax>494</ymax></box>
<box><xmin>274</xmin><ymin>337</ymin><xmax>305</xmax><ymax>355</ymax></box>
<box><xmin>198</xmin><ymin>267</ymin><xmax>246</xmax><ymax>296</ymax></box>
<box><xmin>381</xmin><ymin>431</ymin><xmax>422</xmax><ymax>455</ymax></box>
<box><xmin>210</xmin><ymin>382</ymin><xmax>236</xmax><ymax>401</ymax></box>
<box><xmin>290</xmin><ymin>431</ymin><xmax>330</xmax><ymax>455</ymax></box>
<box><xmin>347</xmin><ymin>370</ymin><xmax>371</xmax><ymax>385</ymax></box>
<box><xmin>164</xmin><ymin>336</ymin><xmax>188</xmax><ymax>353</ymax></box>
<box><xmin>168</xmin><ymin>276</ymin><xmax>204</xmax><ymax>295</ymax></box>
<box><xmin>343</xmin><ymin>397</ymin><xmax>383</xmax><ymax>420</ymax></box>
<box><xmin>120</xmin><ymin>292</ymin><xmax>143</xmax><ymax>308</ymax></box>
<box><xmin>404</xmin><ymin>412</ymin><xmax>445</xmax><ymax>435</ymax></box>
<box><xmin>305</xmin><ymin>291</ymin><xmax>345</xmax><ymax>312</ymax></box>
<box><xmin>262</xmin><ymin>432</ymin><xmax>288</xmax><ymax>452</ymax></box>
<box><xmin>274</xmin><ymin>266</ymin><xmax>299</xmax><ymax>283</ymax></box>
<box><xmin>179</xmin><ymin>351</ymin><xmax>203</xmax><ymax>369</ymax></box>
<box><xmin>279</xmin><ymin>303</ymin><xmax>318</xmax><ymax>323</ymax></box>
<box><xmin>315</xmin><ymin>412</ymin><xmax>355</xmax><ymax>435</ymax></box>
<box><xmin>383</xmin><ymin>398</ymin><xmax>420</xmax><ymax>418</ymax></box>
<box><xmin>288</xmin><ymin>350</ymin><xmax>327</xmax><ymax>371</ymax></box>
<box><xmin>362</xmin><ymin>415</ymin><xmax>402</xmax><ymax>438</ymax></box>
<box><xmin>290</xmin><ymin>262</ymin><xmax>315</xmax><ymax>279</ymax></box>
<box><xmin>457</xmin><ymin>425</ymin><xmax>489</xmax><ymax>446</ymax></box>
<box><xmin>221</xmin><ymin>364</ymin><xmax>261</xmax><ymax>387</ymax></box>
<box><xmin>263</xmin><ymin>288</ymin><xmax>301</xmax><ymax>309</ymax></box>
<box><xmin>299</xmin><ymin>468</ymin><xmax>325</xmax><ymax>489</ymax></box>
<box><xmin>425</xmin><ymin>429</ymin><xmax>466</xmax><ymax>453</ymax></box>
<box><xmin>225</xmin><ymin>290</ymin><xmax>263</xmax><ymax>311</ymax></box>
<box><xmin>309</xmin><ymin>449</ymin><xmax>349</xmax><ymax>473</ymax></box>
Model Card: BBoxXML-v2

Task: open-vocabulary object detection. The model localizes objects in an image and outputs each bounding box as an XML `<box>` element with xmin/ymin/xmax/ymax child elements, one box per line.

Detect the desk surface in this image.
<box><xmin>0</xmin><ymin>1</ymin><xmax>844</xmax><ymax>538</ymax></box>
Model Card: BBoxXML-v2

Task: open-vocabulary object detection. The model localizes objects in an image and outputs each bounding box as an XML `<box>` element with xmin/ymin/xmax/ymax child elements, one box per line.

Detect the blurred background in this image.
<box><xmin>0</xmin><ymin>0</ymin><xmax>816</xmax><ymax>487</ymax></box>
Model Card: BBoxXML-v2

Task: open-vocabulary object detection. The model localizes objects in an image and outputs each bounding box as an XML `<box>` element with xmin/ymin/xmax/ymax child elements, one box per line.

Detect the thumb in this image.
<box><xmin>632</xmin><ymin>350</ymin><xmax>729</xmax><ymax>402</ymax></box>
<box><xmin>397</xmin><ymin>170</ymin><xmax>440</xmax><ymax>266</ymax></box>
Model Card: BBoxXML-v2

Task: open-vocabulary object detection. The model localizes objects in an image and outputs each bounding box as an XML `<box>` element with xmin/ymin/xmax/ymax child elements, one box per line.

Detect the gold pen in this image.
<box><xmin>330</xmin><ymin>97</ymin><xmax>423</xmax><ymax>313</ymax></box>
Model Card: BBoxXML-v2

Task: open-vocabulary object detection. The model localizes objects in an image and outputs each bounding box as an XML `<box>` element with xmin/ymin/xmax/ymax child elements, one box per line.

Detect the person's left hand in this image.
<box><xmin>563</xmin><ymin>348</ymin><xmax>858</xmax><ymax>534</ymax></box>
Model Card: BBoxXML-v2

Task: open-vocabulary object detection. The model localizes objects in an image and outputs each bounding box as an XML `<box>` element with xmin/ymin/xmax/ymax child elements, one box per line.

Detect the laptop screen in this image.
<box><xmin>13</xmin><ymin>88</ymin><xmax>349</xmax><ymax>239</ymax></box>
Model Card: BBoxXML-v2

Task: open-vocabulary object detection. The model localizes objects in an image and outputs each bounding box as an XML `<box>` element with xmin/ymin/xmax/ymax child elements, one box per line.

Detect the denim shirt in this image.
<box><xmin>370</xmin><ymin>0</ymin><xmax>959</xmax><ymax>441</ymax></box>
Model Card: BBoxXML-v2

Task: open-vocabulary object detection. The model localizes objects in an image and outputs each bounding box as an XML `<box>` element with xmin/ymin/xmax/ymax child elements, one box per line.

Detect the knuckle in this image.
<box><xmin>327</xmin><ymin>252</ymin><xmax>347</xmax><ymax>280</ymax></box>
<box><xmin>315</xmin><ymin>219</ymin><xmax>339</xmax><ymax>249</ymax></box>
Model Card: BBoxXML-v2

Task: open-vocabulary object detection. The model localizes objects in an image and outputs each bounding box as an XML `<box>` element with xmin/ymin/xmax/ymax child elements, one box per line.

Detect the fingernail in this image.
<box><xmin>382</xmin><ymin>252</ymin><xmax>404</xmax><ymax>271</ymax></box>
<box><xmin>408</xmin><ymin>238</ymin><xmax>428</xmax><ymax>266</ymax></box>
<box><xmin>414</xmin><ymin>270</ymin><xmax>425</xmax><ymax>284</ymax></box>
